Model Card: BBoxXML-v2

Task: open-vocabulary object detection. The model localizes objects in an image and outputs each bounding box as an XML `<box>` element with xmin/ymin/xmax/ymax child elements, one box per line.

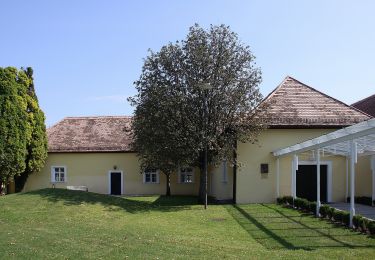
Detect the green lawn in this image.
<box><xmin>0</xmin><ymin>189</ymin><xmax>374</xmax><ymax>259</ymax></box>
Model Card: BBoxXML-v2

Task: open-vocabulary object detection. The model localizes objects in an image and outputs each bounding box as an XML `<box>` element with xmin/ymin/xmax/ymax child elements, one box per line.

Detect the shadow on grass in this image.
<box><xmin>21</xmin><ymin>188</ymin><xmax>199</xmax><ymax>213</ymax></box>
<box><xmin>227</xmin><ymin>204</ymin><xmax>375</xmax><ymax>250</ymax></box>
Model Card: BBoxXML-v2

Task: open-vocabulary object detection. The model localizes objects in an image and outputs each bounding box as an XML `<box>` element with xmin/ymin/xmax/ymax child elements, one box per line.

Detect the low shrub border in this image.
<box><xmin>277</xmin><ymin>196</ymin><xmax>375</xmax><ymax>235</ymax></box>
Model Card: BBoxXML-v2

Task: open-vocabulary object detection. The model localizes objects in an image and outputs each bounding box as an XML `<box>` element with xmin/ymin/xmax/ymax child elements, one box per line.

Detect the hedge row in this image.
<box><xmin>346</xmin><ymin>196</ymin><xmax>374</xmax><ymax>206</ymax></box>
<box><xmin>277</xmin><ymin>196</ymin><xmax>375</xmax><ymax>235</ymax></box>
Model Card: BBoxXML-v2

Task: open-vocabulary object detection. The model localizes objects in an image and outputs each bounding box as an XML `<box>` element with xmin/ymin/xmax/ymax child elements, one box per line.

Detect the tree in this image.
<box><xmin>129</xmin><ymin>24</ymin><xmax>265</xmax><ymax>200</ymax></box>
<box><xmin>14</xmin><ymin>67</ymin><xmax>48</xmax><ymax>192</ymax></box>
<box><xmin>0</xmin><ymin>68</ymin><xmax>30</xmax><ymax>193</ymax></box>
<box><xmin>0</xmin><ymin>67</ymin><xmax>48</xmax><ymax>194</ymax></box>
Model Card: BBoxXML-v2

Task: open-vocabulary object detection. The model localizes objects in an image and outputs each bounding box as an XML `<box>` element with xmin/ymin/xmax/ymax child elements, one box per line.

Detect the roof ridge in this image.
<box><xmin>352</xmin><ymin>93</ymin><xmax>375</xmax><ymax>106</ymax></box>
<box><xmin>259</xmin><ymin>76</ymin><xmax>290</xmax><ymax>105</ymax></box>
<box><xmin>283</xmin><ymin>76</ymin><xmax>371</xmax><ymax>118</ymax></box>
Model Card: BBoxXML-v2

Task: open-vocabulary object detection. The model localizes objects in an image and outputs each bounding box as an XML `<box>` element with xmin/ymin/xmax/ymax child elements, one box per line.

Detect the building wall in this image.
<box><xmin>236</xmin><ymin>128</ymin><xmax>374</xmax><ymax>204</ymax></box>
<box><xmin>23</xmin><ymin>153</ymin><xmax>200</xmax><ymax>196</ymax></box>
<box><xmin>209</xmin><ymin>161</ymin><xmax>233</xmax><ymax>200</ymax></box>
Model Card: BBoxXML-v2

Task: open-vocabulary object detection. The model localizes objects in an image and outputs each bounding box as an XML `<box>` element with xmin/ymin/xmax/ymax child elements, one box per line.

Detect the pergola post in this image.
<box><xmin>276</xmin><ymin>157</ymin><xmax>280</xmax><ymax>198</ymax></box>
<box><xmin>349</xmin><ymin>140</ymin><xmax>357</xmax><ymax>228</ymax></box>
<box><xmin>345</xmin><ymin>156</ymin><xmax>349</xmax><ymax>200</ymax></box>
<box><xmin>316</xmin><ymin>149</ymin><xmax>321</xmax><ymax>217</ymax></box>
<box><xmin>291</xmin><ymin>154</ymin><xmax>298</xmax><ymax>200</ymax></box>
<box><xmin>371</xmin><ymin>155</ymin><xmax>375</xmax><ymax>205</ymax></box>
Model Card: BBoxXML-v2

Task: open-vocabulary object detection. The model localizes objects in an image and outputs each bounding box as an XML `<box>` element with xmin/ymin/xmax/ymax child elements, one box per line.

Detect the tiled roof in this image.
<box><xmin>260</xmin><ymin>76</ymin><xmax>371</xmax><ymax>127</ymax></box>
<box><xmin>47</xmin><ymin>116</ymin><xmax>133</xmax><ymax>152</ymax></box>
<box><xmin>352</xmin><ymin>93</ymin><xmax>375</xmax><ymax>117</ymax></box>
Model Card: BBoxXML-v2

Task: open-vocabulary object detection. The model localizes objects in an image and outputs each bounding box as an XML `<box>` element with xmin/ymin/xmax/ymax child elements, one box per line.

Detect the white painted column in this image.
<box><xmin>349</xmin><ymin>140</ymin><xmax>357</xmax><ymax>228</ymax></box>
<box><xmin>292</xmin><ymin>154</ymin><xmax>298</xmax><ymax>199</ymax></box>
<box><xmin>276</xmin><ymin>157</ymin><xmax>280</xmax><ymax>198</ymax></box>
<box><xmin>371</xmin><ymin>155</ymin><xmax>375</xmax><ymax>205</ymax></box>
<box><xmin>345</xmin><ymin>156</ymin><xmax>349</xmax><ymax>200</ymax></box>
<box><xmin>316</xmin><ymin>149</ymin><xmax>321</xmax><ymax>217</ymax></box>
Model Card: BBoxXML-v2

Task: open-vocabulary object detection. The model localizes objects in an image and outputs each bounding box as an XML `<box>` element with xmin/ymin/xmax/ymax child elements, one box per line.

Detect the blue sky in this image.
<box><xmin>1</xmin><ymin>0</ymin><xmax>375</xmax><ymax>126</ymax></box>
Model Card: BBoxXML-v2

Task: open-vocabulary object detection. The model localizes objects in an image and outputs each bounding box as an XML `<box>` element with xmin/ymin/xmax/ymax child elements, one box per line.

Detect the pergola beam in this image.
<box><xmin>273</xmin><ymin>119</ymin><xmax>375</xmax><ymax>157</ymax></box>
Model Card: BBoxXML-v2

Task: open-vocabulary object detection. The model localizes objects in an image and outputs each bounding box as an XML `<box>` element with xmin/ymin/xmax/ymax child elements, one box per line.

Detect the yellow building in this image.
<box><xmin>23</xmin><ymin>76</ymin><xmax>374</xmax><ymax>204</ymax></box>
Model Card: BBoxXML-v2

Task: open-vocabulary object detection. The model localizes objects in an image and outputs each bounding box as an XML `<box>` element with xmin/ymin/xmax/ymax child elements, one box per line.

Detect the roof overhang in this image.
<box><xmin>273</xmin><ymin>118</ymin><xmax>375</xmax><ymax>157</ymax></box>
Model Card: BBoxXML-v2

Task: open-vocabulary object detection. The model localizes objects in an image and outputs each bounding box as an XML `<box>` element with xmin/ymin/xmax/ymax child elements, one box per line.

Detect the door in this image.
<box><xmin>296</xmin><ymin>165</ymin><xmax>327</xmax><ymax>202</ymax></box>
<box><xmin>110</xmin><ymin>172</ymin><xmax>122</xmax><ymax>195</ymax></box>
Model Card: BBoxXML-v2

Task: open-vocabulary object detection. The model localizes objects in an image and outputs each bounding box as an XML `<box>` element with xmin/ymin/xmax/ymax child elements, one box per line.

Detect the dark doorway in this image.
<box><xmin>110</xmin><ymin>172</ymin><xmax>122</xmax><ymax>195</ymax></box>
<box><xmin>296</xmin><ymin>165</ymin><xmax>327</xmax><ymax>202</ymax></box>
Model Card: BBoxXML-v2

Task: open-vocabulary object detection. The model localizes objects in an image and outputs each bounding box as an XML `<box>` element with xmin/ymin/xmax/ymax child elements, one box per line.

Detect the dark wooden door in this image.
<box><xmin>110</xmin><ymin>172</ymin><xmax>122</xmax><ymax>195</ymax></box>
<box><xmin>296</xmin><ymin>165</ymin><xmax>327</xmax><ymax>202</ymax></box>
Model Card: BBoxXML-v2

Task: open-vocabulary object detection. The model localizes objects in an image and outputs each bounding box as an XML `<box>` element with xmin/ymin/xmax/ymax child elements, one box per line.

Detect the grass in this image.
<box><xmin>0</xmin><ymin>189</ymin><xmax>374</xmax><ymax>259</ymax></box>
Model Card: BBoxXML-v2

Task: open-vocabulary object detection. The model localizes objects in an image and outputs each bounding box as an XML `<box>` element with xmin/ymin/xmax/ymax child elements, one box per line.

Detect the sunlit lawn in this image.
<box><xmin>0</xmin><ymin>189</ymin><xmax>374</xmax><ymax>259</ymax></box>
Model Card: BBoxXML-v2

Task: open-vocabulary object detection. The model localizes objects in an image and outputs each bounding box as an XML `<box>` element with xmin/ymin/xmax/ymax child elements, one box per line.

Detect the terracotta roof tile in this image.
<box><xmin>261</xmin><ymin>76</ymin><xmax>371</xmax><ymax>127</ymax></box>
<box><xmin>352</xmin><ymin>93</ymin><xmax>375</xmax><ymax>117</ymax></box>
<box><xmin>47</xmin><ymin>116</ymin><xmax>133</xmax><ymax>152</ymax></box>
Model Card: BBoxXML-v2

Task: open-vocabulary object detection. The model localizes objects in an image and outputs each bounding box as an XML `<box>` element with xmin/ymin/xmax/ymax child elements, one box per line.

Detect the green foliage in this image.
<box><xmin>308</xmin><ymin>201</ymin><xmax>317</xmax><ymax>213</ymax></box>
<box><xmin>368</xmin><ymin>221</ymin><xmax>375</xmax><ymax>235</ymax></box>
<box><xmin>353</xmin><ymin>215</ymin><xmax>363</xmax><ymax>229</ymax></box>
<box><xmin>319</xmin><ymin>205</ymin><xmax>330</xmax><ymax>218</ymax></box>
<box><xmin>0</xmin><ymin>67</ymin><xmax>47</xmax><ymax>192</ymax></box>
<box><xmin>129</xmin><ymin>24</ymin><xmax>264</xmax><ymax>197</ymax></box>
<box><xmin>15</xmin><ymin>67</ymin><xmax>48</xmax><ymax>192</ymax></box>
<box><xmin>333</xmin><ymin>210</ymin><xmax>344</xmax><ymax>223</ymax></box>
<box><xmin>0</xmin><ymin>68</ymin><xmax>29</xmax><ymax>184</ymax></box>
<box><xmin>342</xmin><ymin>212</ymin><xmax>350</xmax><ymax>226</ymax></box>
<box><xmin>327</xmin><ymin>207</ymin><xmax>335</xmax><ymax>219</ymax></box>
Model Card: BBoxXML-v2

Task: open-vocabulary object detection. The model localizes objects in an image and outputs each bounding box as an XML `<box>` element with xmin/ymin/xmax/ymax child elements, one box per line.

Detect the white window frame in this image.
<box><xmin>178</xmin><ymin>167</ymin><xmax>195</xmax><ymax>184</ymax></box>
<box><xmin>143</xmin><ymin>169</ymin><xmax>160</xmax><ymax>184</ymax></box>
<box><xmin>51</xmin><ymin>166</ymin><xmax>67</xmax><ymax>183</ymax></box>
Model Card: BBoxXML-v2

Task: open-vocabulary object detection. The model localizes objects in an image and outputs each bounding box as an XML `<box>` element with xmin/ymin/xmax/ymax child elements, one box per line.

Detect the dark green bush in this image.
<box><xmin>319</xmin><ymin>205</ymin><xmax>330</xmax><ymax>218</ymax></box>
<box><xmin>276</xmin><ymin>197</ymin><xmax>283</xmax><ymax>204</ymax></box>
<box><xmin>368</xmin><ymin>221</ymin><xmax>375</xmax><ymax>235</ymax></box>
<box><xmin>353</xmin><ymin>215</ymin><xmax>363</xmax><ymax>228</ymax></box>
<box><xmin>333</xmin><ymin>210</ymin><xmax>344</xmax><ymax>223</ymax></box>
<box><xmin>359</xmin><ymin>218</ymin><xmax>370</xmax><ymax>232</ymax></box>
<box><xmin>285</xmin><ymin>196</ymin><xmax>294</xmax><ymax>206</ymax></box>
<box><xmin>300</xmin><ymin>198</ymin><xmax>310</xmax><ymax>211</ymax></box>
<box><xmin>342</xmin><ymin>212</ymin><xmax>350</xmax><ymax>226</ymax></box>
<box><xmin>294</xmin><ymin>198</ymin><xmax>302</xmax><ymax>208</ymax></box>
<box><xmin>327</xmin><ymin>207</ymin><xmax>335</xmax><ymax>219</ymax></box>
<box><xmin>309</xmin><ymin>201</ymin><xmax>317</xmax><ymax>213</ymax></box>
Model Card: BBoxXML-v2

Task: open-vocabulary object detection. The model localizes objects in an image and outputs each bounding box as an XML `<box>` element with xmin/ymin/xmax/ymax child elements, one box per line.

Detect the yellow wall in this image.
<box><xmin>209</xmin><ymin>162</ymin><xmax>233</xmax><ymax>200</ymax></box>
<box><xmin>237</xmin><ymin>128</ymin><xmax>374</xmax><ymax>204</ymax></box>
<box><xmin>24</xmin><ymin>153</ymin><xmax>200</xmax><ymax>196</ymax></box>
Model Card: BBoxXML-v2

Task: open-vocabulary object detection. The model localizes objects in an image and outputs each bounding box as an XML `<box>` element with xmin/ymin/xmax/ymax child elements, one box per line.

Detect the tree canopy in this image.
<box><xmin>129</xmin><ymin>24</ymin><xmax>265</xmax><ymax>198</ymax></box>
<box><xmin>0</xmin><ymin>67</ymin><xmax>48</xmax><ymax>193</ymax></box>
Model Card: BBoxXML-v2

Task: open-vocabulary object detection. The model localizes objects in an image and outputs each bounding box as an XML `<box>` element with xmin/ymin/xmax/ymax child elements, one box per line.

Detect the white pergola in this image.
<box><xmin>273</xmin><ymin>118</ymin><xmax>375</xmax><ymax>227</ymax></box>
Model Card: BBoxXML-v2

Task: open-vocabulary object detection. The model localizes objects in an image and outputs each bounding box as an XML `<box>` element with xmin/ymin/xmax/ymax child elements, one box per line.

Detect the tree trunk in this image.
<box><xmin>198</xmin><ymin>152</ymin><xmax>205</xmax><ymax>204</ymax></box>
<box><xmin>198</xmin><ymin>165</ymin><xmax>205</xmax><ymax>203</ymax></box>
<box><xmin>165</xmin><ymin>173</ymin><xmax>171</xmax><ymax>196</ymax></box>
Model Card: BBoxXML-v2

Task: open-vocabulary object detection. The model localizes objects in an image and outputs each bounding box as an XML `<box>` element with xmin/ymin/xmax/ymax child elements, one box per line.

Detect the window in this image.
<box><xmin>51</xmin><ymin>166</ymin><xmax>66</xmax><ymax>183</ymax></box>
<box><xmin>179</xmin><ymin>167</ymin><xmax>194</xmax><ymax>183</ymax></box>
<box><xmin>143</xmin><ymin>169</ymin><xmax>159</xmax><ymax>184</ymax></box>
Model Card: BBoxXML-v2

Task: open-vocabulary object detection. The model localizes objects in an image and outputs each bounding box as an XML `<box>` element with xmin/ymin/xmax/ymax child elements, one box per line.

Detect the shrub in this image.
<box><xmin>353</xmin><ymin>215</ymin><xmax>363</xmax><ymax>229</ymax></box>
<box><xmin>342</xmin><ymin>212</ymin><xmax>350</xmax><ymax>226</ymax></box>
<box><xmin>333</xmin><ymin>210</ymin><xmax>344</xmax><ymax>223</ymax></box>
<box><xmin>368</xmin><ymin>221</ymin><xmax>375</xmax><ymax>235</ymax></box>
<box><xmin>319</xmin><ymin>205</ymin><xmax>330</xmax><ymax>218</ymax></box>
<box><xmin>327</xmin><ymin>207</ymin><xmax>335</xmax><ymax>219</ymax></box>
<box><xmin>358</xmin><ymin>217</ymin><xmax>370</xmax><ymax>232</ymax></box>
<box><xmin>294</xmin><ymin>198</ymin><xmax>302</xmax><ymax>208</ymax></box>
<box><xmin>309</xmin><ymin>201</ymin><xmax>317</xmax><ymax>213</ymax></box>
<box><xmin>276</xmin><ymin>197</ymin><xmax>283</xmax><ymax>204</ymax></box>
<box><xmin>300</xmin><ymin>198</ymin><xmax>310</xmax><ymax>211</ymax></box>
<box><xmin>285</xmin><ymin>196</ymin><xmax>294</xmax><ymax>206</ymax></box>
